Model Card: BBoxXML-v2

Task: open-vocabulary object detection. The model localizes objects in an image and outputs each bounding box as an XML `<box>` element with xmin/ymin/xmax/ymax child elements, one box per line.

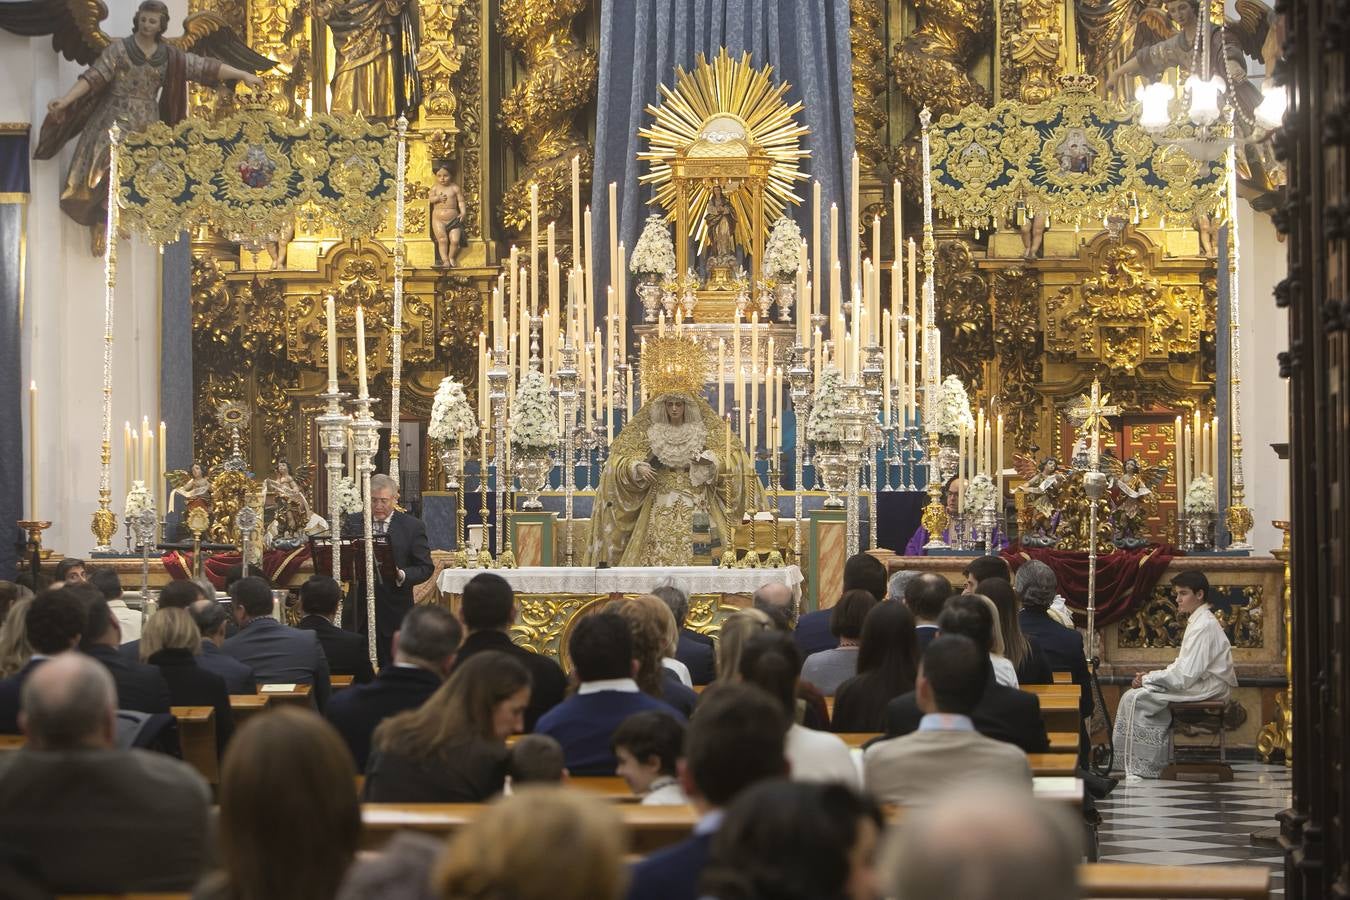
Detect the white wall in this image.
<box><xmin>1236</xmin><ymin>203</ymin><xmax>1289</xmax><ymax>554</ymax></box>
<box><xmin>1</xmin><ymin>0</ymin><xmax>186</xmax><ymax>556</ymax></box>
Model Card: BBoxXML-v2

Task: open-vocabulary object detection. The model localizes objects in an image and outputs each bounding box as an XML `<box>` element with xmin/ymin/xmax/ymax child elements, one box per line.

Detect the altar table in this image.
<box><xmin>435</xmin><ymin>565</ymin><xmax>802</xmax><ymax>664</ymax></box>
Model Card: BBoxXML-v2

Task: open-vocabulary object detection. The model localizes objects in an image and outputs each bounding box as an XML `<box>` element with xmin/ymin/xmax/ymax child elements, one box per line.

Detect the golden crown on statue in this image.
<box><xmin>641</xmin><ymin>335</ymin><xmax>711</xmax><ymax>399</ymax></box>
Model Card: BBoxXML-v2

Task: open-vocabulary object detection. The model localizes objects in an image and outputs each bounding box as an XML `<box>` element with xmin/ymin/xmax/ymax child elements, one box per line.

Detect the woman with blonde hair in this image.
<box><xmin>195</xmin><ymin>707</ymin><xmax>360</xmax><ymax>900</ymax></box>
<box><xmin>972</xmin><ymin>594</ymin><xmax>1020</xmax><ymax>689</ymax></box>
<box><xmin>142</xmin><ymin>607</ymin><xmax>233</xmax><ymax>753</ymax></box>
<box><xmin>364</xmin><ymin>650</ymin><xmax>530</xmax><ymax>801</ymax></box>
<box><xmin>715</xmin><ymin>607</ymin><xmax>774</xmax><ymax>683</ymax></box>
<box><xmin>603</xmin><ymin>596</ymin><xmax>698</xmax><ymax>716</ymax></box>
<box><xmin>436</xmin><ymin>787</ymin><xmax>626</xmax><ymax>900</ymax></box>
<box><xmin>0</xmin><ymin>597</ymin><xmax>33</xmax><ymax>678</ymax></box>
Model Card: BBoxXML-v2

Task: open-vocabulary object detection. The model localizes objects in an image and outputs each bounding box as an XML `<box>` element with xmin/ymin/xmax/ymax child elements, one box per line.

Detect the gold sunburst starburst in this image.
<box><xmin>641</xmin><ymin>335</ymin><xmax>711</xmax><ymax>400</ymax></box>
<box><xmin>638</xmin><ymin>49</ymin><xmax>810</xmax><ymax>252</ymax></box>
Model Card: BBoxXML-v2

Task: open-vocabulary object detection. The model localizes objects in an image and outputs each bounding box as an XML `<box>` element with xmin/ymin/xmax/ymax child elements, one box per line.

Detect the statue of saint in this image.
<box><xmin>429</xmin><ymin>161</ymin><xmax>465</xmax><ymax>267</ymax></box>
<box><xmin>1015</xmin><ymin>456</ymin><xmax>1066</xmax><ymax>546</ymax></box>
<box><xmin>318</xmin><ymin>0</ymin><xmax>421</xmax><ymax>122</ymax></box>
<box><xmin>168</xmin><ymin>462</ymin><xmax>212</xmax><ymax>514</ymax></box>
<box><xmin>1109</xmin><ymin>457</ymin><xmax>1165</xmax><ymax>548</ymax></box>
<box><xmin>704</xmin><ymin>185</ymin><xmax>738</xmax><ymax>264</ymax></box>
<box><xmin>587</xmin><ymin>384</ymin><xmax>761</xmax><ymax>567</ymax></box>
<box><xmin>10</xmin><ymin>0</ymin><xmax>270</xmax><ymax>253</ymax></box>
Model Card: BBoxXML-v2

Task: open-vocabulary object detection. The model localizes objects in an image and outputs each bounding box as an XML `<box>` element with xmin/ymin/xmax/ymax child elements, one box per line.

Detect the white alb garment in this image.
<box><xmin>108</xmin><ymin>598</ymin><xmax>141</xmax><ymax>644</ymax></box>
<box><xmin>1113</xmin><ymin>604</ymin><xmax>1237</xmax><ymax>778</ymax></box>
<box><xmin>785</xmin><ymin>723</ymin><xmax>860</xmax><ymax>788</ymax></box>
<box><xmin>990</xmin><ymin>654</ymin><xmax>1020</xmax><ymax>688</ymax></box>
<box><xmin>662</xmin><ymin>657</ymin><xmax>693</xmax><ymax>687</ymax></box>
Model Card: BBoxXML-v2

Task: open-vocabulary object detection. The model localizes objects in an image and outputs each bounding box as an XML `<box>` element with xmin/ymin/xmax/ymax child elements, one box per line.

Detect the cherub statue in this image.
<box><xmin>2</xmin><ymin>0</ymin><xmax>273</xmax><ymax>254</ymax></box>
<box><xmin>263</xmin><ymin>460</ymin><xmax>307</xmax><ymax>507</ymax></box>
<box><xmin>1109</xmin><ymin>456</ymin><xmax>1168</xmax><ymax>548</ymax></box>
<box><xmin>429</xmin><ymin>160</ymin><xmax>465</xmax><ymax>268</ymax></box>
<box><xmin>265</xmin><ymin>494</ymin><xmax>329</xmax><ymax>550</ymax></box>
<box><xmin>1014</xmin><ymin>455</ymin><xmax>1067</xmax><ymax>546</ymax></box>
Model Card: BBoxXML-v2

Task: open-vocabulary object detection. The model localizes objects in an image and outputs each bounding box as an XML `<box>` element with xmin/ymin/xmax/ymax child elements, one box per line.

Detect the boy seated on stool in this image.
<box><xmin>612</xmin><ymin>711</ymin><xmax>687</xmax><ymax>805</ymax></box>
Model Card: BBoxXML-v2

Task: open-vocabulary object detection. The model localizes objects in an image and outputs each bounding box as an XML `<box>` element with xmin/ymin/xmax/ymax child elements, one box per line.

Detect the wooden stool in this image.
<box><xmin>1162</xmin><ymin>700</ymin><xmax>1233</xmax><ymax>783</ymax></box>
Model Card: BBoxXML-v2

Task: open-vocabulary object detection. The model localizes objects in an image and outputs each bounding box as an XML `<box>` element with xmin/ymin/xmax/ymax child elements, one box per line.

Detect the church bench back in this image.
<box><xmin>1079</xmin><ymin>862</ymin><xmax>1269</xmax><ymax>899</ymax></box>
<box><xmin>169</xmin><ymin>705</ymin><xmax>218</xmax><ymax>785</ymax></box>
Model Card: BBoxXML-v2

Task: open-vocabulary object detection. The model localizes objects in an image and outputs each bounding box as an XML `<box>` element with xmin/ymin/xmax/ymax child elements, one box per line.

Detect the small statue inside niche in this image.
<box><xmin>266</xmin><ymin>221</ymin><xmax>294</xmax><ymax>270</ymax></box>
<box><xmin>1193</xmin><ymin>210</ymin><xmax>1218</xmax><ymax>258</ymax></box>
<box><xmin>704</xmin><ymin>184</ymin><xmax>739</xmax><ymax>266</ymax></box>
<box><xmin>429</xmin><ymin>160</ymin><xmax>465</xmax><ymax>268</ymax></box>
<box><xmin>1020</xmin><ymin>212</ymin><xmax>1046</xmax><ymax>260</ymax></box>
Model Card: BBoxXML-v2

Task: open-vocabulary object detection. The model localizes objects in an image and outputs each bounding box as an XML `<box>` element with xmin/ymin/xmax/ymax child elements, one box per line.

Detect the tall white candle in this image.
<box><xmin>583</xmin><ymin>207</ymin><xmax>595</xmax><ymax>339</ymax></box>
<box><xmin>608</xmin><ymin>182</ymin><xmax>619</xmax><ymax>290</ymax></box>
<box><xmin>812</xmin><ymin>182</ymin><xmax>822</xmax><ymax>326</ymax></box>
<box><xmin>28</xmin><ymin>380</ymin><xmax>37</xmax><ymax>520</ymax></box>
<box><xmin>325</xmin><ymin>294</ymin><xmax>338</xmax><ymax>390</ymax></box>
<box><xmin>850</xmin><ymin>151</ymin><xmax>860</xmax><ymax>297</ymax></box>
<box><xmin>355</xmin><ymin>305</ymin><xmax>369</xmax><ymax>398</ymax></box>
<box><xmin>571</xmin><ymin>154</ymin><xmax>581</xmax><ymax>264</ymax></box>
<box><xmin>530</xmin><ymin>183</ymin><xmax>540</xmax><ymax>316</ymax></box>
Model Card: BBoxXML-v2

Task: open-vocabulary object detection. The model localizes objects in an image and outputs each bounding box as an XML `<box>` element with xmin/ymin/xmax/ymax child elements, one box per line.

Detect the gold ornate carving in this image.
<box><xmin>891</xmin><ymin>0</ymin><xmax>993</xmax><ymax>114</ymax></box>
<box><xmin>415</xmin><ymin>0</ymin><xmax>468</xmax><ymax>134</ymax></box>
<box><xmin>497</xmin><ymin>0</ymin><xmax>597</xmax><ymax>251</ymax></box>
<box><xmin>512</xmin><ymin>595</ymin><xmax>604</xmax><ymax>663</ymax></box>
<box><xmin>1118</xmin><ymin>585</ymin><xmax>1265</xmax><ymax>649</ymax></box>
<box><xmin>933</xmin><ymin>239</ymin><xmax>991</xmax><ymax>393</ymax></box>
<box><xmin>1004</xmin><ymin>0</ymin><xmax>1063</xmax><ymax>103</ymax></box>
<box><xmin>850</xmin><ymin>0</ymin><xmax>888</xmax><ymax>178</ymax></box>
<box><xmin>991</xmin><ymin>264</ymin><xmax>1044</xmax><ymax>450</ymax></box>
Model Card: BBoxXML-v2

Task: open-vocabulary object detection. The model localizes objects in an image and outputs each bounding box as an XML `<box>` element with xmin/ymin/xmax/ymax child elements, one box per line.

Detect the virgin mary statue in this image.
<box><xmin>586</xmin><ymin>337</ymin><xmax>761</xmax><ymax>567</ymax></box>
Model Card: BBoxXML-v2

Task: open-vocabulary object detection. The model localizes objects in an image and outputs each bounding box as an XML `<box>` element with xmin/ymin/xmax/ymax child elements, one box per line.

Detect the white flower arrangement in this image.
<box><xmin>509</xmin><ymin>369</ymin><xmax>557</xmax><ymax>452</ymax></box>
<box><xmin>630</xmin><ymin>214</ymin><xmax>677</xmax><ymax>277</ymax></box>
<box><xmin>428</xmin><ymin>375</ymin><xmax>479</xmax><ymax>444</ymax></box>
<box><xmin>1184</xmin><ymin>472</ymin><xmax>1218</xmax><ymax>516</ymax></box>
<box><xmin>332</xmin><ymin>476</ymin><xmax>364</xmax><ymax>515</ymax></box>
<box><xmin>763</xmin><ymin>216</ymin><xmax>805</xmax><ymax>281</ymax></box>
<box><xmin>124</xmin><ymin>481</ymin><xmax>152</xmax><ymax>519</ymax></box>
<box><xmin>806</xmin><ymin>367</ymin><xmax>849</xmax><ymax>445</ymax></box>
<box><xmin>961</xmin><ymin>472</ymin><xmax>998</xmax><ymax>517</ymax></box>
<box><xmin>934</xmin><ymin>375</ymin><xmax>975</xmax><ymax>436</ymax></box>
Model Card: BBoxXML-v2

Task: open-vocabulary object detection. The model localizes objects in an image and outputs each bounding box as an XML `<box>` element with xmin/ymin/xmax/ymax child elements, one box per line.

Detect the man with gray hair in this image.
<box><xmin>1015</xmin><ymin>560</ymin><xmax>1091</xmax><ymax>720</ymax></box>
<box><xmin>887</xmin><ymin>569</ymin><xmax>921</xmax><ymax>602</ymax></box>
<box><xmin>0</xmin><ymin>653</ymin><xmax>211</xmax><ymax>892</ymax></box>
<box><xmin>752</xmin><ymin>581</ymin><xmax>797</xmax><ymax>629</ymax></box>
<box><xmin>886</xmin><ymin>784</ymin><xmax>1081</xmax><ymax>900</ymax></box>
<box><xmin>189</xmin><ymin>598</ymin><xmax>257</xmax><ymax>694</ymax></box>
<box><xmin>343</xmin><ymin>472</ymin><xmax>434</xmax><ymax>667</ymax></box>
<box><xmin>651</xmin><ymin>581</ymin><xmax>715</xmax><ymax>685</ymax></box>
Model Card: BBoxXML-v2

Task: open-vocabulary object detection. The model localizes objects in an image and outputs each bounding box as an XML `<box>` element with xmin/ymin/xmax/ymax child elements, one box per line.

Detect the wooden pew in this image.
<box><xmin>1047</xmin><ymin>731</ymin><xmax>1078</xmax><ymax>754</ymax></box>
<box><xmin>569</xmin><ymin>775</ymin><xmax>639</xmax><ymax>799</ymax></box>
<box><xmin>1022</xmin><ymin>684</ymin><xmax>1082</xmax><ymax>734</ymax></box>
<box><xmin>169</xmin><ymin>705</ymin><xmax>218</xmax><ymax>784</ymax></box>
<box><xmin>258</xmin><ymin>683</ymin><xmax>313</xmax><ymax>709</ymax></box>
<box><xmin>229</xmin><ymin>693</ymin><xmax>270</xmax><ymax>727</ymax></box>
<box><xmin>0</xmin><ymin>734</ymin><xmax>24</xmax><ymax>751</ymax></box>
<box><xmin>1027</xmin><ymin>753</ymin><xmax>1078</xmax><ymax>777</ymax></box>
<box><xmin>331</xmin><ymin>675</ymin><xmax>355</xmax><ymax>691</ymax></box>
<box><xmin>1052</xmin><ymin>671</ymin><xmax>1072</xmax><ymax>684</ymax></box>
<box><xmin>1078</xmin><ymin>863</ymin><xmax>1269</xmax><ymax>899</ymax></box>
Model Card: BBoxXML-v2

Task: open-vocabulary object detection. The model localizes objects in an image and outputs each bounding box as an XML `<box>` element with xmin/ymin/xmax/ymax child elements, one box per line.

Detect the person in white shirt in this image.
<box><xmin>972</xmin><ymin>594</ymin><xmax>1019</xmax><ymax>688</ymax></box>
<box><xmin>740</xmin><ymin>630</ymin><xmax>860</xmax><ymax>788</ymax></box>
<box><xmin>611</xmin><ymin>710</ymin><xmax>688</xmax><ymax>805</ymax></box>
<box><xmin>89</xmin><ymin>568</ymin><xmax>140</xmax><ymax>644</ymax></box>
<box><xmin>1113</xmin><ymin>570</ymin><xmax>1238</xmax><ymax>780</ymax></box>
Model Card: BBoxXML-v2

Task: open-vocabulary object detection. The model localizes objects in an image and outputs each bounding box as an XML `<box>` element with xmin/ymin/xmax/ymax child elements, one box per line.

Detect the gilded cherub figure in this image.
<box><xmin>429</xmin><ymin>161</ymin><xmax>465</xmax><ymax>268</ymax></box>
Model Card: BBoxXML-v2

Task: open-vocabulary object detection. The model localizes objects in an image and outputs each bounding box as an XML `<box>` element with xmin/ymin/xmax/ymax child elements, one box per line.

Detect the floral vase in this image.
<box><xmin>937</xmin><ymin>443</ymin><xmax>960</xmax><ymax>482</ymax></box>
<box><xmin>514</xmin><ymin>449</ymin><xmax>553</xmax><ymax>510</ymax></box>
<box><xmin>1187</xmin><ymin>510</ymin><xmax>1215</xmax><ymax>550</ymax></box>
<box><xmin>774</xmin><ymin>281</ymin><xmax>795</xmax><ymax>323</ymax></box>
<box><xmin>637</xmin><ymin>274</ymin><xmax>663</xmax><ymax>323</ymax></box>
<box><xmin>814</xmin><ymin>447</ymin><xmax>849</xmax><ymax>509</ymax></box>
<box><xmin>435</xmin><ymin>442</ymin><xmax>459</xmax><ymax>489</ymax></box>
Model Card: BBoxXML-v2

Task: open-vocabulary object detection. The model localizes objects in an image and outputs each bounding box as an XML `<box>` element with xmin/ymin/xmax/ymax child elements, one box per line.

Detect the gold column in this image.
<box><xmin>1257</xmin><ymin>520</ymin><xmax>1292</xmax><ymax>765</ymax></box>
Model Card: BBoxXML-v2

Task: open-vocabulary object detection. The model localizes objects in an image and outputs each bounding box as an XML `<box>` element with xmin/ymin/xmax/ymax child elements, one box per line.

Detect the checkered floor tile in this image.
<box><xmin>1099</xmin><ymin>762</ymin><xmax>1289</xmax><ymax>896</ymax></box>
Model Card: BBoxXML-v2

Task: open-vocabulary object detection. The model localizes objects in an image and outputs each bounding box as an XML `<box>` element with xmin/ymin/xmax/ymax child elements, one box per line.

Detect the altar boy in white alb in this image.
<box><xmin>1113</xmin><ymin>570</ymin><xmax>1237</xmax><ymax>780</ymax></box>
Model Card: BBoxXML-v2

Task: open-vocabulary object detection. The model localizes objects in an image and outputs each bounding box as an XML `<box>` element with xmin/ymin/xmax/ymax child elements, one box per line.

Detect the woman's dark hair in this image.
<box><xmin>699</xmin><ymin>780</ymin><xmax>883</xmax><ymax>900</ymax></box>
<box><xmin>737</xmin><ymin>631</ymin><xmax>801</xmax><ymax>717</ymax></box>
<box><xmin>132</xmin><ymin>0</ymin><xmax>170</xmax><ymax>36</ymax></box>
<box><xmin>829</xmin><ymin>589</ymin><xmax>877</xmax><ymax>640</ymax></box>
<box><xmin>373</xmin><ymin>651</ymin><xmax>529</xmax><ymax>761</ymax></box>
<box><xmin>977</xmin><ymin>577</ymin><xmax>1033</xmax><ymax>669</ymax></box>
<box><xmin>832</xmin><ymin>601</ymin><xmax>918</xmax><ymax>731</ymax></box>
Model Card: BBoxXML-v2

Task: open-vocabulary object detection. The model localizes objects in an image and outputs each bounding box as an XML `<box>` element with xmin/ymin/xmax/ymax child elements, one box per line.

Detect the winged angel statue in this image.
<box><xmin>0</xmin><ymin>0</ymin><xmax>273</xmax><ymax>252</ymax></box>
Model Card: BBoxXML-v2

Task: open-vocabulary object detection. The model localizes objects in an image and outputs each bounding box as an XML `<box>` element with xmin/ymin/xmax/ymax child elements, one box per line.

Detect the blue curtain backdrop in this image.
<box><xmin>161</xmin><ymin>236</ymin><xmax>193</xmax><ymax>539</ymax></box>
<box><xmin>0</xmin><ymin>131</ymin><xmax>30</xmax><ymax>580</ymax></box>
<box><xmin>590</xmin><ymin>0</ymin><xmax>857</xmax><ymax>341</ymax></box>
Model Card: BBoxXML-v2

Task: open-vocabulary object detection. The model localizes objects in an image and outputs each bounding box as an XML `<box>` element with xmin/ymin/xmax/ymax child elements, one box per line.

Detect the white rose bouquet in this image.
<box><xmin>631</xmin><ymin>214</ymin><xmax>677</xmax><ymax>277</ymax></box>
<box><xmin>934</xmin><ymin>374</ymin><xmax>975</xmax><ymax>436</ymax></box>
<box><xmin>428</xmin><ymin>375</ymin><xmax>479</xmax><ymax>444</ymax></box>
<box><xmin>806</xmin><ymin>367</ymin><xmax>849</xmax><ymax>445</ymax></box>
<box><xmin>332</xmin><ymin>476</ymin><xmax>364</xmax><ymax>515</ymax></box>
<box><xmin>509</xmin><ymin>369</ymin><xmax>557</xmax><ymax>451</ymax></box>
<box><xmin>1184</xmin><ymin>472</ymin><xmax>1218</xmax><ymax>516</ymax></box>
<box><xmin>763</xmin><ymin>216</ymin><xmax>805</xmax><ymax>281</ymax></box>
<box><xmin>961</xmin><ymin>472</ymin><xmax>998</xmax><ymax>517</ymax></box>
<box><xmin>124</xmin><ymin>481</ymin><xmax>152</xmax><ymax>520</ymax></box>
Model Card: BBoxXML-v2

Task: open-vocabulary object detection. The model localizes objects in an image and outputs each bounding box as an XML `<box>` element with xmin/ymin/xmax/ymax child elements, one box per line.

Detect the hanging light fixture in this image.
<box><xmin>1253</xmin><ymin>74</ymin><xmax>1288</xmax><ymax>131</ymax></box>
<box><xmin>1138</xmin><ymin>81</ymin><xmax>1175</xmax><ymax>132</ymax></box>
<box><xmin>1185</xmin><ymin>0</ymin><xmax>1225</xmax><ymax>127</ymax></box>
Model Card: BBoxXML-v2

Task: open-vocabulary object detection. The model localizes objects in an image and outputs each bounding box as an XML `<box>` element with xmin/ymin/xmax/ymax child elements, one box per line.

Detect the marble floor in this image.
<box><xmin>1098</xmin><ymin>761</ymin><xmax>1290</xmax><ymax>896</ymax></box>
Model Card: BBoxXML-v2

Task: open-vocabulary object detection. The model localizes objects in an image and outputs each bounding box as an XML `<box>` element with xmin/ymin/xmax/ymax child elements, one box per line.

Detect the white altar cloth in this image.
<box><xmin>436</xmin><ymin>565</ymin><xmax>802</xmax><ymax>597</ymax></box>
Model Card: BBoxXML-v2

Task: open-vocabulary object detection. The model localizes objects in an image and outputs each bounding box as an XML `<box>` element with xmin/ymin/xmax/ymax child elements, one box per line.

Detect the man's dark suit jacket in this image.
<box><xmin>298</xmin><ymin>615</ymin><xmax>376</xmax><ymax>684</ymax></box>
<box><xmin>626</xmin><ymin>831</ymin><xmax>713</xmax><ymax>900</ymax></box>
<box><xmin>1019</xmin><ymin>607</ymin><xmax>1092</xmax><ymax>717</ymax></box>
<box><xmin>793</xmin><ymin>608</ymin><xmax>838</xmax><ymax>657</ymax></box>
<box><xmin>86</xmin><ymin>645</ymin><xmax>171</xmax><ymax>715</ymax></box>
<box><xmin>325</xmin><ymin>664</ymin><xmax>443</xmax><ymax>770</ymax></box>
<box><xmin>915</xmin><ymin>623</ymin><xmax>940</xmax><ymax>651</ymax></box>
<box><xmin>197</xmin><ymin>641</ymin><xmax>257</xmax><ymax>694</ymax></box>
<box><xmin>0</xmin><ymin>658</ymin><xmax>43</xmax><ymax>733</ymax></box>
<box><xmin>146</xmin><ymin>648</ymin><xmax>234</xmax><ymax>755</ymax></box>
<box><xmin>0</xmin><ymin>747</ymin><xmax>211</xmax><ymax>893</ymax></box>
<box><xmin>883</xmin><ymin>669</ymin><xmax>1050</xmax><ymax>753</ymax></box>
<box><xmin>342</xmin><ymin>511</ymin><xmax>435</xmax><ymax>668</ymax></box>
<box><xmin>221</xmin><ymin>616</ymin><xmax>331</xmax><ymax>710</ymax></box>
<box><xmin>452</xmin><ymin>629</ymin><xmax>567</xmax><ymax>731</ymax></box>
<box><xmin>675</xmin><ymin>629</ymin><xmax>715</xmax><ymax>685</ymax></box>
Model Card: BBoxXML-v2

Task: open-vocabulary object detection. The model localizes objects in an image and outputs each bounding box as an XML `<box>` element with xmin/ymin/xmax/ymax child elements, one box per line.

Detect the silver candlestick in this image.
<box><xmin>316</xmin><ymin>389</ymin><xmax>351</xmax><ymax>587</ymax></box>
<box><xmin>488</xmin><ymin>349</ymin><xmax>510</xmax><ymax>562</ymax></box>
<box><xmin>558</xmin><ymin>339</ymin><xmax>580</xmax><ymax>565</ymax></box>
<box><xmin>787</xmin><ymin>343</ymin><xmax>812</xmax><ymax>564</ymax></box>
<box><xmin>133</xmin><ymin>508</ymin><xmax>159</xmax><ymax>629</ymax></box>
<box><xmin>349</xmin><ymin>394</ymin><xmax>382</xmax><ymax>670</ymax></box>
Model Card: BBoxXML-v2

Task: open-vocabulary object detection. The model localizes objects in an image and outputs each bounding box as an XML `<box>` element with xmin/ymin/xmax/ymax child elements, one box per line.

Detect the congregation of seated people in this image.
<box><xmin>0</xmin><ymin>551</ymin><xmax>1208</xmax><ymax>899</ymax></box>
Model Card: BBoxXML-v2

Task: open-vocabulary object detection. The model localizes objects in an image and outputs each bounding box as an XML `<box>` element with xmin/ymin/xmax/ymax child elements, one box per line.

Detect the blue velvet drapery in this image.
<box><xmin>590</xmin><ymin>0</ymin><xmax>857</xmax><ymax>340</ymax></box>
<box><xmin>0</xmin><ymin>132</ymin><xmax>29</xmax><ymax>580</ymax></box>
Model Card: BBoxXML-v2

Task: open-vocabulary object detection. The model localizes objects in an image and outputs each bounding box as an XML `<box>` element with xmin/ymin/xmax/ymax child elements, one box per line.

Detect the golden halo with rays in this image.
<box><xmin>638</xmin><ymin>48</ymin><xmax>810</xmax><ymax>253</ymax></box>
<box><xmin>640</xmin><ymin>335</ymin><xmax>711</xmax><ymax>401</ymax></box>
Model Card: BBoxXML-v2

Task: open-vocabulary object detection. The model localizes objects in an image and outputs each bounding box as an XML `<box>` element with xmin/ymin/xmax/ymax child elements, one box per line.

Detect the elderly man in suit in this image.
<box><xmin>0</xmin><ymin>653</ymin><xmax>211</xmax><ymax>892</ymax></box>
<box><xmin>221</xmin><ymin>576</ymin><xmax>331</xmax><ymax>710</ymax></box>
<box><xmin>298</xmin><ymin>575</ymin><xmax>375</xmax><ymax>684</ymax></box>
<box><xmin>326</xmin><ymin>604</ymin><xmax>463</xmax><ymax>770</ymax></box>
<box><xmin>188</xmin><ymin>599</ymin><xmax>257</xmax><ymax>694</ymax></box>
<box><xmin>343</xmin><ymin>473</ymin><xmax>435</xmax><ymax>668</ymax></box>
<box><xmin>650</xmin><ymin>582</ymin><xmax>715</xmax><ymax>686</ymax></box>
<box><xmin>865</xmin><ymin>634</ymin><xmax>1033</xmax><ymax>805</ymax></box>
<box><xmin>884</xmin><ymin>593</ymin><xmax>1049</xmax><ymax>753</ymax></box>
